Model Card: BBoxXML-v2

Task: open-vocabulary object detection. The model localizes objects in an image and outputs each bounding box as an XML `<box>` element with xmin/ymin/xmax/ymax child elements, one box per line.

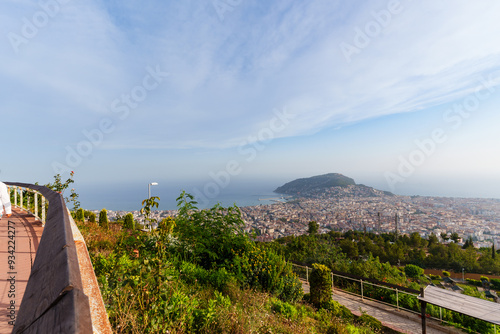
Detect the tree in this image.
<box><xmin>98</xmin><ymin>209</ymin><xmax>109</xmax><ymax>229</ymax></box>
<box><xmin>75</xmin><ymin>208</ymin><xmax>85</xmax><ymax>222</ymax></box>
<box><xmin>310</xmin><ymin>263</ymin><xmax>332</xmax><ymax>307</ymax></box>
<box><xmin>440</xmin><ymin>232</ymin><xmax>449</xmax><ymax>242</ymax></box>
<box><xmin>141</xmin><ymin>196</ymin><xmax>160</xmax><ymax>229</ymax></box>
<box><xmin>308</xmin><ymin>221</ymin><xmax>319</xmax><ymax>234</ymax></box>
<box><xmin>450</xmin><ymin>232</ymin><xmax>460</xmax><ymax>243</ymax></box>
<box><xmin>463</xmin><ymin>236</ymin><xmax>474</xmax><ymax>249</ymax></box>
<box><xmin>409</xmin><ymin>232</ymin><xmax>422</xmax><ymax>247</ymax></box>
<box><xmin>493</xmin><ymin>244</ymin><xmax>496</xmax><ymax>260</ymax></box>
<box><xmin>339</xmin><ymin>239</ymin><xmax>359</xmax><ymax>259</ymax></box>
<box><xmin>428</xmin><ymin>233</ymin><xmax>438</xmax><ymax>246</ymax></box>
<box><xmin>89</xmin><ymin>212</ymin><xmax>96</xmax><ymax>224</ymax></box>
<box><xmin>174</xmin><ymin>191</ymin><xmax>249</xmax><ymax>269</ymax></box>
<box><xmin>123</xmin><ymin>213</ymin><xmax>135</xmax><ymax>230</ymax></box>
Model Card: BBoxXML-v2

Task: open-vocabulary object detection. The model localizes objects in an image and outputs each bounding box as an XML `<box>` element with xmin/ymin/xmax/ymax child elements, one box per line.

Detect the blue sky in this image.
<box><xmin>2</xmin><ymin>0</ymin><xmax>500</xmax><ymax>209</ymax></box>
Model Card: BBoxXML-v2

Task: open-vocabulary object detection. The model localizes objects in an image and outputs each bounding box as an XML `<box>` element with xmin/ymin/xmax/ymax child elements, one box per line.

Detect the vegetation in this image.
<box><xmin>45</xmin><ymin>171</ymin><xmax>80</xmax><ymax>210</ymax></box>
<box><xmin>403</xmin><ymin>264</ymin><xmax>424</xmax><ymax>278</ymax></box>
<box><xmin>268</xmin><ymin>230</ymin><xmax>499</xmax><ymax>334</ymax></box>
<box><xmin>65</xmin><ymin>177</ymin><xmax>499</xmax><ymax>333</ymax></box>
<box><xmin>309</xmin><ymin>263</ymin><xmax>332</xmax><ymax>306</ymax></box>
<box><xmin>274</xmin><ymin>173</ymin><xmax>356</xmax><ymax>194</ymax></box>
<box><xmin>78</xmin><ymin>193</ymin><xmax>388</xmax><ymax>333</ymax></box>
<box><xmin>98</xmin><ymin>208</ymin><xmax>109</xmax><ymax>229</ymax></box>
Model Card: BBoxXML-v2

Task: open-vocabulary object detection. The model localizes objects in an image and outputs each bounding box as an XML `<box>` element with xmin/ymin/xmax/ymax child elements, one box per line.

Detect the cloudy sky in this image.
<box><xmin>2</xmin><ymin>0</ymin><xmax>500</xmax><ymax>209</ymax></box>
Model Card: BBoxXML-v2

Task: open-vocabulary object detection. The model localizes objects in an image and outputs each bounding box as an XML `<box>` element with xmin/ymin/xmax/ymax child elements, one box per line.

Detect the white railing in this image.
<box><xmin>8</xmin><ymin>185</ymin><xmax>47</xmax><ymax>225</ymax></box>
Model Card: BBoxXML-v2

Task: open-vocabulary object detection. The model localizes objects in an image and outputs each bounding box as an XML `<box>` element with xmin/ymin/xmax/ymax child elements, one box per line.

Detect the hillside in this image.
<box><xmin>274</xmin><ymin>173</ymin><xmax>355</xmax><ymax>194</ymax></box>
<box><xmin>274</xmin><ymin>173</ymin><xmax>393</xmax><ymax>198</ymax></box>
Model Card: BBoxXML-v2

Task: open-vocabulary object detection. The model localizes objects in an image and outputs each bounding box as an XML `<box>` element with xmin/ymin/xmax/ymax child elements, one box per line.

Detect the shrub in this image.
<box><xmin>490</xmin><ymin>278</ymin><xmax>500</xmax><ymax>289</ymax></box>
<box><xmin>99</xmin><ymin>208</ymin><xmax>109</xmax><ymax>229</ymax></box>
<box><xmin>466</xmin><ymin>278</ymin><xmax>482</xmax><ymax>287</ymax></box>
<box><xmin>321</xmin><ymin>300</ymin><xmax>353</xmax><ymax>320</ymax></box>
<box><xmin>123</xmin><ymin>213</ymin><xmax>135</xmax><ymax>230</ymax></box>
<box><xmin>310</xmin><ymin>263</ymin><xmax>332</xmax><ymax>307</ymax></box>
<box><xmin>208</xmin><ymin>267</ymin><xmax>233</xmax><ymax>291</ymax></box>
<box><xmin>430</xmin><ymin>274</ymin><xmax>441</xmax><ymax>280</ymax></box>
<box><xmin>442</xmin><ymin>271</ymin><xmax>450</xmax><ymax>277</ymax></box>
<box><xmin>89</xmin><ymin>212</ymin><xmax>96</xmax><ymax>224</ymax></box>
<box><xmin>480</xmin><ymin>275</ymin><xmax>490</xmax><ymax>282</ymax></box>
<box><xmin>357</xmin><ymin>313</ymin><xmax>382</xmax><ymax>331</ymax></box>
<box><xmin>75</xmin><ymin>208</ymin><xmax>85</xmax><ymax>222</ymax></box>
<box><xmin>278</xmin><ymin>270</ymin><xmax>304</xmax><ymax>303</ymax></box>
<box><xmin>270</xmin><ymin>299</ymin><xmax>298</xmax><ymax>319</ymax></box>
<box><xmin>404</xmin><ymin>264</ymin><xmax>424</xmax><ymax>278</ymax></box>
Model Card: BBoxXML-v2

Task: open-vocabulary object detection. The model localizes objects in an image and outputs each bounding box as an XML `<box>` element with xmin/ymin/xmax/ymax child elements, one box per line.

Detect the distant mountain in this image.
<box><xmin>275</xmin><ymin>173</ymin><xmax>356</xmax><ymax>194</ymax></box>
<box><xmin>274</xmin><ymin>173</ymin><xmax>394</xmax><ymax>197</ymax></box>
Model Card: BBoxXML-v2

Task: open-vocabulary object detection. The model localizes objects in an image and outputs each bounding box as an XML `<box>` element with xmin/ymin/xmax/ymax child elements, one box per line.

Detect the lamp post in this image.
<box><xmin>462</xmin><ymin>268</ymin><xmax>465</xmax><ymax>282</ymax></box>
<box><xmin>148</xmin><ymin>182</ymin><xmax>158</xmax><ymax>198</ymax></box>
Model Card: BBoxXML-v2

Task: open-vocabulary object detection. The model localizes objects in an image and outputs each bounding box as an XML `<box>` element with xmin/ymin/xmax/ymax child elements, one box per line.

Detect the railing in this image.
<box><xmin>5</xmin><ymin>182</ymin><xmax>111</xmax><ymax>334</ymax></box>
<box><xmin>8</xmin><ymin>185</ymin><xmax>47</xmax><ymax>225</ymax></box>
<box><xmin>291</xmin><ymin>263</ymin><xmax>496</xmax><ymax>334</ymax></box>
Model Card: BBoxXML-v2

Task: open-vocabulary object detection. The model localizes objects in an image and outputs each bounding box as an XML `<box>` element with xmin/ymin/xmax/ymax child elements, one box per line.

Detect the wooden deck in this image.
<box><xmin>419</xmin><ymin>285</ymin><xmax>500</xmax><ymax>326</ymax></box>
<box><xmin>0</xmin><ymin>209</ymin><xmax>44</xmax><ymax>333</ymax></box>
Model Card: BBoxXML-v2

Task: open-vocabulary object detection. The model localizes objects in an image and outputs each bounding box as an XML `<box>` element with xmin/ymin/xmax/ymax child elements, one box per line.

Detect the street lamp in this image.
<box><xmin>462</xmin><ymin>268</ymin><xmax>465</xmax><ymax>282</ymax></box>
<box><xmin>148</xmin><ymin>182</ymin><xmax>158</xmax><ymax>198</ymax></box>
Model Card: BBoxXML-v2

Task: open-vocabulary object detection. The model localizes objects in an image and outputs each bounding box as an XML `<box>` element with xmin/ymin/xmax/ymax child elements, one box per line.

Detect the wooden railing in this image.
<box><xmin>5</xmin><ymin>182</ymin><xmax>110</xmax><ymax>334</ymax></box>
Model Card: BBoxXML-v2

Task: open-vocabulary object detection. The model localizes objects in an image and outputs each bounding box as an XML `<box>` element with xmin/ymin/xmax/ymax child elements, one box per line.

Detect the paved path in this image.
<box><xmin>0</xmin><ymin>209</ymin><xmax>43</xmax><ymax>333</ymax></box>
<box><xmin>302</xmin><ymin>280</ymin><xmax>462</xmax><ymax>334</ymax></box>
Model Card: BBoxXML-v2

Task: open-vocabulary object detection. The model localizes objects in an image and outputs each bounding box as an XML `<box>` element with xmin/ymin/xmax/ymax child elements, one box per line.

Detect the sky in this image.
<box><xmin>2</xmin><ymin>0</ymin><xmax>500</xmax><ymax>210</ymax></box>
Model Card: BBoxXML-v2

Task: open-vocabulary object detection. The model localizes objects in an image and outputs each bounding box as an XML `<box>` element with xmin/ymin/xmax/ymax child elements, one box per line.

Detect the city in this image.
<box><xmin>104</xmin><ymin>184</ymin><xmax>500</xmax><ymax>248</ymax></box>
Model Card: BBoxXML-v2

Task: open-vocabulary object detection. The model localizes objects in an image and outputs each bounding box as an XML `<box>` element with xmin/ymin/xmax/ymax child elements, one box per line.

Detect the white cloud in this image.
<box><xmin>2</xmin><ymin>0</ymin><xmax>500</xmax><ymax>153</ymax></box>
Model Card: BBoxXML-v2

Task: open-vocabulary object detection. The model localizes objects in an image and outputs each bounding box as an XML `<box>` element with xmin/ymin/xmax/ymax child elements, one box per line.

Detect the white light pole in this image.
<box><xmin>148</xmin><ymin>182</ymin><xmax>158</xmax><ymax>198</ymax></box>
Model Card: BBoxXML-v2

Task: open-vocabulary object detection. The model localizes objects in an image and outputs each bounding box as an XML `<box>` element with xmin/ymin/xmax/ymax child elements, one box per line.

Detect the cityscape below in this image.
<box><xmin>97</xmin><ymin>174</ymin><xmax>500</xmax><ymax>249</ymax></box>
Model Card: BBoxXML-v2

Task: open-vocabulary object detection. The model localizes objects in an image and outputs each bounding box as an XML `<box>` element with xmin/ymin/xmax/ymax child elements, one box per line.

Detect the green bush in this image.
<box><xmin>270</xmin><ymin>299</ymin><xmax>298</xmax><ymax>319</ymax></box>
<box><xmin>430</xmin><ymin>274</ymin><xmax>441</xmax><ymax>280</ymax></box>
<box><xmin>278</xmin><ymin>269</ymin><xmax>304</xmax><ymax>303</ymax></box>
<box><xmin>310</xmin><ymin>263</ymin><xmax>332</xmax><ymax>307</ymax></box>
<box><xmin>320</xmin><ymin>300</ymin><xmax>353</xmax><ymax>320</ymax></box>
<box><xmin>442</xmin><ymin>271</ymin><xmax>450</xmax><ymax>277</ymax></box>
<box><xmin>99</xmin><ymin>208</ymin><xmax>109</xmax><ymax>229</ymax></box>
<box><xmin>208</xmin><ymin>267</ymin><xmax>233</xmax><ymax>291</ymax></box>
<box><xmin>123</xmin><ymin>213</ymin><xmax>135</xmax><ymax>230</ymax></box>
<box><xmin>480</xmin><ymin>275</ymin><xmax>490</xmax><ymax>282</ymax></box>
<box><xmin>357</xmin><ymin>313</ymin><xmax>382</xmax><ymax>331</ymax></box>
<box><xmin>490</xmin><ymin>278</ymin><xmax>500</xmax><ymax>289</ymax></box>
<box><xmin>466</xmin><ymin>278</ymin><xmax>482</xmax><ymax>287</ymax></box>
<box><xmin>75</xmin><ymin>208</ymin><xmax>85</xmax><ymax>222</ymax></box>
<box><xmin>404</xmin><ymin>264</ymin><xmax>424</xmax><ymax>278</ymax></box>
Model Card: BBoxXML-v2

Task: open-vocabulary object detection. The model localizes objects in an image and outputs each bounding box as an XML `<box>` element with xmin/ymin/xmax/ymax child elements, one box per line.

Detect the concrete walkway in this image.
<box><xmin>0</xmin><ymin>208</ymin><xmax>43</xmax><ymax>333</ymax></box>
<box><xmin>302</xmin><ymin>280</ymin><xmax>463</xmax><ymax>334</ymax></box>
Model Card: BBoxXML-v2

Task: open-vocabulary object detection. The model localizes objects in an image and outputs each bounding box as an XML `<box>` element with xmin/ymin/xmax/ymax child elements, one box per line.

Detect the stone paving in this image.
<box><xmin>302</xmin><ymin>280</ymin><xmax>463</xmax><ymax>334</ymax></box>
<box><xmin>0</xmin><ymin>209</ymin><xmax>43</xmax><ymax>333</ymax></box>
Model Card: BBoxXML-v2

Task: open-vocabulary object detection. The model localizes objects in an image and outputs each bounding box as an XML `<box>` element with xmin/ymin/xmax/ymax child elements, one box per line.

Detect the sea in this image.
<box><xmin>77</xmin><ymin>179</ymin><xmax>290</xmax><ymax>212</ymax></box>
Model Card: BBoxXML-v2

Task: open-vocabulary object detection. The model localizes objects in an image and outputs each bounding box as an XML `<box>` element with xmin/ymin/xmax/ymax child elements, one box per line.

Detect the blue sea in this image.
<box><xmin>77</xmin><ymin>179</ymin><xmax>288</xmax><ymax>212</ymax></box>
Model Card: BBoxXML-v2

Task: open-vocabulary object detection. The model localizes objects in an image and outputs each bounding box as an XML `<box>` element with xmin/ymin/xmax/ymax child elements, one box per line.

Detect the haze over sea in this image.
<box><xmin>77</xmin><ymin>179</ymin><xmax>285</xmax><ymax>212</ymax></box>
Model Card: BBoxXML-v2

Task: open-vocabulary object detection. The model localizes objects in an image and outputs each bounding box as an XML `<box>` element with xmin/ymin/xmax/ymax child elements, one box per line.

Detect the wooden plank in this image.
<box><xmin>419</xmin><ymin>286</ymin><xmax>500</xmax><ymax>325</ymax></box>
